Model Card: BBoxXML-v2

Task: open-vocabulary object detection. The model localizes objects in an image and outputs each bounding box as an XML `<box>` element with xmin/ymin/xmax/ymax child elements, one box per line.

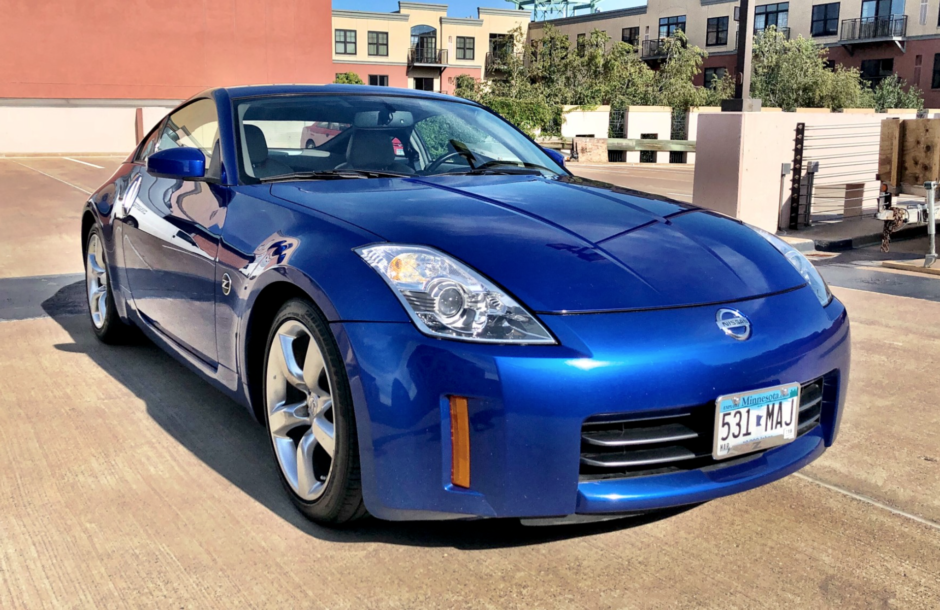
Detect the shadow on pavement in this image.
<box><xmin>43</xmin><ymin>280</ymin><xmax>699</xmax><ymax>549</ymax></box>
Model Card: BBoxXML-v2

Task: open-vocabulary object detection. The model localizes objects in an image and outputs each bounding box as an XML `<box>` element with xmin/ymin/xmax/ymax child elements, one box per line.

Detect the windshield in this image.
<box><xmin>232</xmin><ymin>94</ymin><xmax>566</xmax><ymax>183</ymax></box>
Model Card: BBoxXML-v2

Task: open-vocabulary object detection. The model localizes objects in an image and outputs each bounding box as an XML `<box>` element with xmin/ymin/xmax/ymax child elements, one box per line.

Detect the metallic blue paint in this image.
<box><xmin>147</xmin><ymin>147</ymin><xmax>206</xmax><ymax>180</ymax></box>
<box><xmin>81</xmin><ymin>85</ymin><xmax>850</xmax><ymax>522</ymax></box>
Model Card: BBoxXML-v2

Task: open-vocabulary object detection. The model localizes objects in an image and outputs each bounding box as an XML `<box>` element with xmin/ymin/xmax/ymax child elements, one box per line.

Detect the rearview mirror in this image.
<box><xmin>147</xmin><ymin>147</ymin><xmax>206</xmax><ymax>180</ymax></box>
<box><xmin>542</xmin><ymin>146</ymin><xmax>566</xmax><ymax>168</ymax></box>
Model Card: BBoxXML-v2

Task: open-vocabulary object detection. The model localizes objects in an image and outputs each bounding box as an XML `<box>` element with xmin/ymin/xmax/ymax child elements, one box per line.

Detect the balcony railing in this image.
<box><xmin>641</xmin><ymin>39</ymin><xmax>669</xmax><ymax>59</ymax></box>
<box><xmin>840</xmin><ymin>15</ymin><xmax>907</xmax><ymax>42</ymax></box>
<box><xmin>408</xmin><ymin>46</ymin><xmax>448</xmax><ymax>67</ymax></box>
<box><xmin>485</xmin><ymin>51</ymin><xmax>523</xmax><ymax>73</ymax></box>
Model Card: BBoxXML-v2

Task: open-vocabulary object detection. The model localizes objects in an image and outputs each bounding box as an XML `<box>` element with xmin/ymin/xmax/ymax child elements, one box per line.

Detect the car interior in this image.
<box><xmin>234</xmin><ymin>94</ymin><xmax>543</xmax><ymax>182</ymax></box>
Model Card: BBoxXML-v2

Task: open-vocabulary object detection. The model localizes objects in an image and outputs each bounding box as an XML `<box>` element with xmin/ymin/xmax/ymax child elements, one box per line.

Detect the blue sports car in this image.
<box><xmin>82</xmin><ymin>85</ymin><xmax>850</xmax><ymax>525</ymax></box>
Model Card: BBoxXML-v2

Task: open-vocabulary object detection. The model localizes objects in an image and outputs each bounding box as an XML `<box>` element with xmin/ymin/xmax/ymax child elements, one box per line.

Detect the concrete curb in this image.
<box><xmin>812</xmin><ymin>224</ymin><xmax>928</xmax><ymax>252</ymax></box>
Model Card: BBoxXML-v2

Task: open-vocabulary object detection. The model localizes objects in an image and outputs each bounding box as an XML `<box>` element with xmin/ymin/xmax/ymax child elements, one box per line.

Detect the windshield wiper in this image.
<box><xmin>259</xmin><ymin>169</ymin><xmax>411</xmax><ymax>183</ymax></box>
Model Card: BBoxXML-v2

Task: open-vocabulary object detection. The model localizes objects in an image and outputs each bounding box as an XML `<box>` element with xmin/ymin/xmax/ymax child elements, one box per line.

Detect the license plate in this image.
<box><xmin>713</xmin><ymin>383</ymin><xmax>800</xmax><ymax>460</ymax></box>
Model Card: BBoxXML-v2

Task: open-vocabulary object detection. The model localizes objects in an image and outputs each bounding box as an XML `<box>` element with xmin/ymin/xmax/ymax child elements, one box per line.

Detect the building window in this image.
<box><xmin>706</xmin><ymin>17</ymin><xmax>729</xmax><ymax>46</ymax></box>
<box><xmin>622</xmin><ymin>26</ymin><xmax>639</xmax><ymax>46</ymax></box>
<box><xmin>861</xmin><ymin>0</ymin><xmax>905</xmax><ymax>19</ymax></box>
<box><xmin>413</xmin><ymin>77</ymin><xmax>435</xmax><ymax>91</ymax></box>
<box><xmin>704</xmin><ymin>67</ymin><xmax>727</xmax><ymax>88</ymax></box>
<box><xmin>368</xmin><ymin>31</ymin><xmax>388</xmax><ymax>56</ymax></box>
<box><xmin>335</xmin><ymin>30</ymin><xmax>356</xmax><ymax>55</ymax></box>
<box><xmin>932</xmin><ymin>54</ymin><xmax>940</xmax><ymax>88</ymax></box>
<box><xmin>577</xmin><ymin>33</ymin><xmax>586</xmax><ymax>55</ymax></box>
<box><xmin>755</xmin><ymin>3</ymin><xmax>789</xmax><ymax>32</ymax></box>
<box><xmin>811</xmin><ymin>3</ymin><xmax>840</xmax><ymax>36</ymax></box>
<box><xmin>921</xmin><ymin>0</ymin><xmax>929</xmax><ymax>24</ymax></box>
<box><xmin>861</xmin><ymin>58</ymin><xmax>894</xmax><ymax>85</ymax></box>
<box><xmin>914</xmin><ymin>54</ymin><xmax>923</xmax><ymax>86</ymax></box>
<box><xmin>659</xmin><ymin>16</ymin><xmax>686</xmax><ymax>39</ymax></box>
<box><xmin>369</xmin><ymin>75</ymin><xmax>389</xmax><ymax>86</ymax></box>
<box><xmin>456</xmin><ymin>36</ymin><xmax>475</xmax><ymax>60</ymax></box>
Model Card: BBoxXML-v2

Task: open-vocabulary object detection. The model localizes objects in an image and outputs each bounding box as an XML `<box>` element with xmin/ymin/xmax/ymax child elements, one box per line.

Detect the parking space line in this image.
<box><xmin>795</xmin><ymin>473</ymin><xmax>940</xmax><ymax>531</ymax></box>
<box><xmin>64</xmin><ymin>157</ymin><xmax>104</xmax><ymax>169</ymax></box>
<box><xmin>8</xmin><ymin>160</ymin><xmax>92</xmax><ymax>195</ymax></box>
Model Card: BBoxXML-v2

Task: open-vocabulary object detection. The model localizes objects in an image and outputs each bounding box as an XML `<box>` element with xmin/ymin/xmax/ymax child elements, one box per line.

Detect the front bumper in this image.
<box><xmin>334</xmin><ymin>285</ymin><xmax>850</xmax><ymax>521</ymax></box>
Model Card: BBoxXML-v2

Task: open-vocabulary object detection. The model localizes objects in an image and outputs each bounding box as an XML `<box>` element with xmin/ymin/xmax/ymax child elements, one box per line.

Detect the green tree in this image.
<box><xmin>863</xmin><ymin>74</ymin><xmax>924</xmax><ymax>111</ymax></box>
<box><xmin>333</xmin><ymin>72</ymin><xmax>364</xmax><ymax>85</ymax></box>
<box><xmin>749</xmin><ymin>28</ymin><xmax>870</xmax><ymax>111</ymax></box>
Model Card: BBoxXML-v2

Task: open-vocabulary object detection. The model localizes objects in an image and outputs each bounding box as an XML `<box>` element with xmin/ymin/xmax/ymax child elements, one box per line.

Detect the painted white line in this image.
<box><xmin>10</xmin><ymin>160</ymin><xmax>92</xmax><ymax>195</ymax></box>
<box><xmin>64</xmin><ymin>157</ymin><xmax>104</xmax><ymax>169</ymax></box>
<box><xmin>794</xmin><ymin>473</ymin><xmax>940</xmax><ymax>531</ymax></box>
<box><xmin>668</xmin><ymin>192</ymin><xmax>693</xmax><ymax>199</ymax></box>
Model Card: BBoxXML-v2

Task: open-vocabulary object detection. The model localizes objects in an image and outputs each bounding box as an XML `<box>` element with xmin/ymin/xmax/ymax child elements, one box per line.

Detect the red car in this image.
<box><xmin>301</xmin><ymin>121</ymin><xmax>404</xmax><ymax>155</ymax></box>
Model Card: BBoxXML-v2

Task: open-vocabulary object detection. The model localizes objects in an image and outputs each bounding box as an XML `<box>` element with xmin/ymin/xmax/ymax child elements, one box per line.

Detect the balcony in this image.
<box><xmin>485</xmin><ymin>51</ymin><xmax>522</xmax><ymax>74</ymax></box>
<box><xmin>840</xmin><ymin>15</ymin><xmax>907</xmax><ymax>48</ymax></box>
<box><xmin>641</xmin><ymin>39</ymin><xmax>669</xmax><ymax>60</ymax></box>
<box><xmin>408</xmin><ymin>46</ymin><xmax>448</xmax><ymax>68</ymax></box>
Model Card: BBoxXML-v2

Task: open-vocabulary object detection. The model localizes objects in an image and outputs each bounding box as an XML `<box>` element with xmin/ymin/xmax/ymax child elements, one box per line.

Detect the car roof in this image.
<box><xmin>202</xmin><ymin>84</ymin><xmax>469</xmax><ymax>104</ymax></box>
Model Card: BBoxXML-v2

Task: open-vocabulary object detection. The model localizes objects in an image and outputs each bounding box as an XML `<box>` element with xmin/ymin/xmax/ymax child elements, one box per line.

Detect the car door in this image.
<box><xmin>120</xmin><ymin>98</ymin><xmax>226</xmax><ymax>365</ymax></box>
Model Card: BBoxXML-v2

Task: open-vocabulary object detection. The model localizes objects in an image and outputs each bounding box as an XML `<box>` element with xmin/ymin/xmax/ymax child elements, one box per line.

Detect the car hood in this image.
<box><xmin>269</xmin><ymin>175</ymin><xmax>805</xmax><ymax>313</ymax></box>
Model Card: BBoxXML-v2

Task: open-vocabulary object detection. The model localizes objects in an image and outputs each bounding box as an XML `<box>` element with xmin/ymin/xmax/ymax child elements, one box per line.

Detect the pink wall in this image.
<box><xmin>0</xmin><ymin>0</ymin><xmax>334</xmax><ymax>100</ymax></box>
<box><xmin>828</xmin><ymin>39</ymin><xmax>940</xmax><ymax>108</ymax></box>
<box><xmin>333</xmin><ymin>65</ymin><xmax>409</xmax><ymax>88</ymax></box>
<box><xmin>695</xmin><ymin>55</ymin><xmax>739</xmax><ymax>87</ymax></box>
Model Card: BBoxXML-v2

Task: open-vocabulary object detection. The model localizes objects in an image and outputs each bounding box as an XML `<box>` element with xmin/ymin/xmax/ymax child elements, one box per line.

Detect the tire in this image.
<box><xmin>84</xmin><ymin>225</ymin><xmax>133</xmax><ymax>344</ymax></box>
<box><xmin>262</xmin><ymin>298</ymin><xmax>367</xmax><ymax>525</ymax></box>
<box><xmin>305</xmin><ymin>139</ymin><xmax>316</xmax><ymax>149</ymax></box>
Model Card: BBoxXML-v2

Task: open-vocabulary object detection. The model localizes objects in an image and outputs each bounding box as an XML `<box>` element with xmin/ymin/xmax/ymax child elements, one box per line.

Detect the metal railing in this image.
<box><xmin>641</xmin><ymin>39</ymin><xmax>669</xmax><ymax>59</ymax></box>
<box><xmin>408</xmin><ymin>46</ymin><xmax>448</xmax><ymax>67</ymax></box>
<box><xmin>840</xmin><ymin>15</ymin><xmax>907</xmax><ymax>42</ymax></box>
<box><xmin>789</xmin><ymin>121</ymin><xmax>883</xmax><ymax>228</ymax></box>
<box><xmin>485</xmin><ymin>51</ymin><xmax>521</xmax><ymax>73</ymax></box>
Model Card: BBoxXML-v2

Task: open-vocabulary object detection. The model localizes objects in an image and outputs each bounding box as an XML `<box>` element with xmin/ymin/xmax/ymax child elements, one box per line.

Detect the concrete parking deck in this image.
<box><xmin>1</xmin><ymin>158</ymin><xmax>939</xmax><ymax>608</ymax></box>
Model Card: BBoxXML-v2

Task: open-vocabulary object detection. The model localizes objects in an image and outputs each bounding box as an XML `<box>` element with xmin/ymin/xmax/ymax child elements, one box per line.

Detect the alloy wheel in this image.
<box><xmin>86</xmin><ymin>232</ymin><xmax>108</xmax><ymax>329</ymax></box>
<box><xmin>265</xmin><ymin>319</ymin><xmax>336</xmax><ymax>501</ymax></box>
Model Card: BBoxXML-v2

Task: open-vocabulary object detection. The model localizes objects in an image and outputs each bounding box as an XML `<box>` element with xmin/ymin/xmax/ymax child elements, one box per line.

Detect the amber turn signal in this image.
<box><xmin>449</xmin><ymin>396</ymin><xmax>471</xmax><ymax>488</ymax></box>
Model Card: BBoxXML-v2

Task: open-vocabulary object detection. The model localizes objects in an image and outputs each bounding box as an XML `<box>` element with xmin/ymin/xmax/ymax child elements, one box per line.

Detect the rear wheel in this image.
<box><xmin>263</xmin><ymin>298</ymin><xmax>366</xmax><ymax>524</ymax></box>
<box><xmin>305</xmin><ymin>139</ymin><xmax>315</xmax><ymax>149</ymax></box>
<box><xmin>85</xmin><ymin>226</ymin><xmax>132</xmax><ymax>344</ymax></box>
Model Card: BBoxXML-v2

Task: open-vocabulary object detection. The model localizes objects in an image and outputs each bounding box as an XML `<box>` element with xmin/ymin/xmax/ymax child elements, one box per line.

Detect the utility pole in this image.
<box><xmin>721</xmin><ymin>0</ymin><xmax>761</xmax><ymax>111</ymax></box>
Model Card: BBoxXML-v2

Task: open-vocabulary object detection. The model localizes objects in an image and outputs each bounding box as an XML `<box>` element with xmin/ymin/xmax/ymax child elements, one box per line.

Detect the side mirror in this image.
<box><xmin>147</xmin><ymin>147</ymin><xmax>206</xmax><ymax>180</ymax></box>
<box><xmin>542</xmin><ymin>146</ymin><xmax>566</xmax><ymax>168</ymax></box>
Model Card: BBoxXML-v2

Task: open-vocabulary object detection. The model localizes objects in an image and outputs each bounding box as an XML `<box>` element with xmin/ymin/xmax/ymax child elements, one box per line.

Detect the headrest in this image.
<box><xmin>346</xmin><ymin>130</ymin><xmax>396</xmax><ymax>169</ymax></box>
<box><xmin>244</xmin><ymin>124</ymin><xmax>269</xmax><ymax>165</ymax></box>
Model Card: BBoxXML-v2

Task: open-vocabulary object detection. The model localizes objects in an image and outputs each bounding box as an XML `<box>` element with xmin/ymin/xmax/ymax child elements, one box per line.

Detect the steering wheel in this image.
<box><xmin>423</xmin><ymin>151</ymin><xmax>470</xmax><ymax>175</ymax></box>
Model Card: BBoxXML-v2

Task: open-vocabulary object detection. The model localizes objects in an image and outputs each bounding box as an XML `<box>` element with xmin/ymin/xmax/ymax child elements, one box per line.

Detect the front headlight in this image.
<box><xmin>753</xmin><ymin>227</ymin><xmax>832</xmax><ymax>306</ymax></box>
<box><xmin>356</xmin><ymin>244</ymin><xmax>556</xmax><ymax>344</ymax></box>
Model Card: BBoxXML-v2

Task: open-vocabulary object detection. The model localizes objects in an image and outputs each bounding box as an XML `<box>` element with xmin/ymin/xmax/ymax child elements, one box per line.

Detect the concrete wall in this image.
<box><xmin>561</xmin><ymin>105</ymin><xmax>610</xmax><ymax>139</ymax></box>
<box><xmin>624</xmin><ymin>106</ymin><xmax>671</xmax><ymax>164</ymax></box>
<box><xmin>0</xmin><ymin>0</ymin><xmax>334</xmax><ymax>100</ymax></box>
<box><xmin>686</xmin><ymin>106</ymin><xmax>722</xmax><ymax>164</ymax></box>
<box><xmin>692</xmin><ymin>111</ymin><xmax>890</xmax><ymax>232</ymax></box>
<box><xmin>0</xmin><ymin>102</ymin><xmax>176</xmax><ymax>154</ymax></box>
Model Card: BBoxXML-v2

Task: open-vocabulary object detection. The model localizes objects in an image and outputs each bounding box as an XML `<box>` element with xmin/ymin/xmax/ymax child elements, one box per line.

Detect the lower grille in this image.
<box><xmin>579</xmin><ymin>374</ymin><xmax>834</xmax><ymax>481</ymax></box>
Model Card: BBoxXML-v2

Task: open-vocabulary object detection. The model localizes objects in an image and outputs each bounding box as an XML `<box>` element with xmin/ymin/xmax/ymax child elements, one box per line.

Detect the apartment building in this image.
<box><xmin>332</xmin><ymin>2</ymin><xmax>529</xmax><ymax>94</ymax></box>
<box><xmin>528</xmin><ymin>0</ymin><xmax>940</xmax><ymax>107</ymax></box>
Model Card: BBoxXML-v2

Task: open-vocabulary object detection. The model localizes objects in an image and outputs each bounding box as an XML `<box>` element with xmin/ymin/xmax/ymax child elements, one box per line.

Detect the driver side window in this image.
<box><xmin>159</xmin><ymin>99</ymin><xmax>221</xmax><ymax>180</ymax></box>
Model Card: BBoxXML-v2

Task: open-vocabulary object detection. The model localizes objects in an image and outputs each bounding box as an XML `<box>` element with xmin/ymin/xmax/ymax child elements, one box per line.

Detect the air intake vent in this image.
<box><xmin>579</xmin><ymin>374</ymin><xmax>833</xmax><ymax>481</ymax></box>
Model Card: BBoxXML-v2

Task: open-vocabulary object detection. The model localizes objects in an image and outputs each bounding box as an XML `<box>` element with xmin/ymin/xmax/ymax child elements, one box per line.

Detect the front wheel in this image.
<box><xmin>85</xmin><ymin>226</ymin><xmax>132</xmax><ymax>344</ymax></box>
<box><xmin>263</xmin><ymin>298</ymin><xmax>366</xmax><ymax>525</ymax></box>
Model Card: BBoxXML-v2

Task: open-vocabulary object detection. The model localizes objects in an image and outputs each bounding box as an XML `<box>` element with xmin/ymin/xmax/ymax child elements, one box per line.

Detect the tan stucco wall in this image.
<box><xmin>624</xmin><ymin>106</ymin><xmax>671</xmax><ymax>164</ymax></box>
<box><xmin>331</xmin><ymin>2</ymin><xmax>527</xmax><ymax>88</ymax></box>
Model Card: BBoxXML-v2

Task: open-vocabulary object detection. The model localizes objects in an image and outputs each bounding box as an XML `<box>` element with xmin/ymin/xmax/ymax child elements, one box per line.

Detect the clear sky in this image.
<box><xmin>332</xmin><ymin>0</ymin><xmax>645</xmax><ymax>19</ymax></box>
